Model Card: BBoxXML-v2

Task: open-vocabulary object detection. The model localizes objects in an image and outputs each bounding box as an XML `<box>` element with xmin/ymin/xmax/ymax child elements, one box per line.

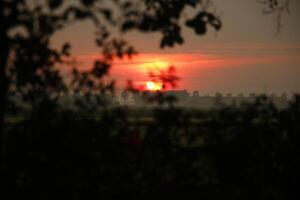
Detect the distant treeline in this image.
<box><xmin>7</xmin><ymin>90</ymin><xmax>290</xmax><ymax>113</ymax></box>
<box><xmin>124</xmin><ymin>90</ymin><xmax>289</xmax><ymax>109</ymax></box>
<box><xmin>1</xmin><ymin>95</ymin><xmax>299</xmax><ymax>200</ymax></box>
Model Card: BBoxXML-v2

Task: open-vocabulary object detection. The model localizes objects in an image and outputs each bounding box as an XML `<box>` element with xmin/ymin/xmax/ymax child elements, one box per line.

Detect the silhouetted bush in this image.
<box><xmin>1</xmin><ymin>95</ymin><xmax>299</xmax><ymax>200</ymax></box>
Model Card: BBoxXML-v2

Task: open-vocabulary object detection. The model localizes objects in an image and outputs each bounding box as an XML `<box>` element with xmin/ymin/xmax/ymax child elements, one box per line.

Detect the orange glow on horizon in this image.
<box><xmin>71</xmin><ymin>51</ymin><xmax>300</xmax><ymax>92</ymax></box>
<box><xmin>146</xmin><ymin>81</ymin><xmax>163</xmax><ymax>91</ymax></box>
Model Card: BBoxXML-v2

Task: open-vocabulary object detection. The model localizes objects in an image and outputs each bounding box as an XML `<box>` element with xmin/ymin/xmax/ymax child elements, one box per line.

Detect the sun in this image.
<box><xmin>146</xmin><ymin>81</ymin><xmax>162</xmax><ymax>91</ymax></box>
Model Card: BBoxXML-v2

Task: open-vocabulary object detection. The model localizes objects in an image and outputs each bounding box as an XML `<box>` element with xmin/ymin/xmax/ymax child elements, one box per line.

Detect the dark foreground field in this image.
<box><xmin>0</xmin><ymin>96</ymin><xmax>299</xmax><ymax>200</ymax></box>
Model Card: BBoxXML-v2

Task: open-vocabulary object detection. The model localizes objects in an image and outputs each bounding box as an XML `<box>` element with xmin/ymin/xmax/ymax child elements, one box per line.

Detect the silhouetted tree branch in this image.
<box><xmin>0</xmin><ymin>0</ymin><xmax>293</xmax><ymax>152</ymax></box>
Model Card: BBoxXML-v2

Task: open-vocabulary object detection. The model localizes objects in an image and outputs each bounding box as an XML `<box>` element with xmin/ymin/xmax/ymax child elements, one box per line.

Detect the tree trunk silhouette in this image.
<box><xmin>0</xmin><ymin>8</ymin><xmax>9</xmax><ymax>155</ymax></box>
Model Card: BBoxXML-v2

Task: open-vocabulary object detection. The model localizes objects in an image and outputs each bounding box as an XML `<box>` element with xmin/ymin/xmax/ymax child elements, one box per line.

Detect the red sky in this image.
<box><xmin>52</xmin><ymin>0</ymin><xmax>300</xmax><ymax>95</ymax></box>
<box><xmin>68</xmin><ymin>43</ymin><xmax>300</xmax><ymax>94</ymax></box>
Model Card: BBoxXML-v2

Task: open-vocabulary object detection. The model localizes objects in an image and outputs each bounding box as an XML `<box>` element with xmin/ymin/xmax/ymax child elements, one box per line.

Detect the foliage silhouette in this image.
<box><xmin>1</xmin><ymin>95</ymin><xmax>299</xmax><ymax>199</ymax></box>
<box><xmin>0</xmin><ymin>0</ymin><xmax>296</xmax><ymax>199</ymax></box>
<box><xmin>0</xmin><ymin>0</ymin><xmax>227</xmax><ymax>136</ymax></box>
<box><xmin>0</xmin><ymin>0</ymin><xmax>291</xmax><ymax>131</ymax></box>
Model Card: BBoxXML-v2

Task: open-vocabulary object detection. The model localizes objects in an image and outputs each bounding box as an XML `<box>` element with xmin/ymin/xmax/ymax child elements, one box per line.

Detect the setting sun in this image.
<box><xmin>146</xmin><ymin>81</ymin><xmax>163</xmax><ymax>91</ymax></box>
